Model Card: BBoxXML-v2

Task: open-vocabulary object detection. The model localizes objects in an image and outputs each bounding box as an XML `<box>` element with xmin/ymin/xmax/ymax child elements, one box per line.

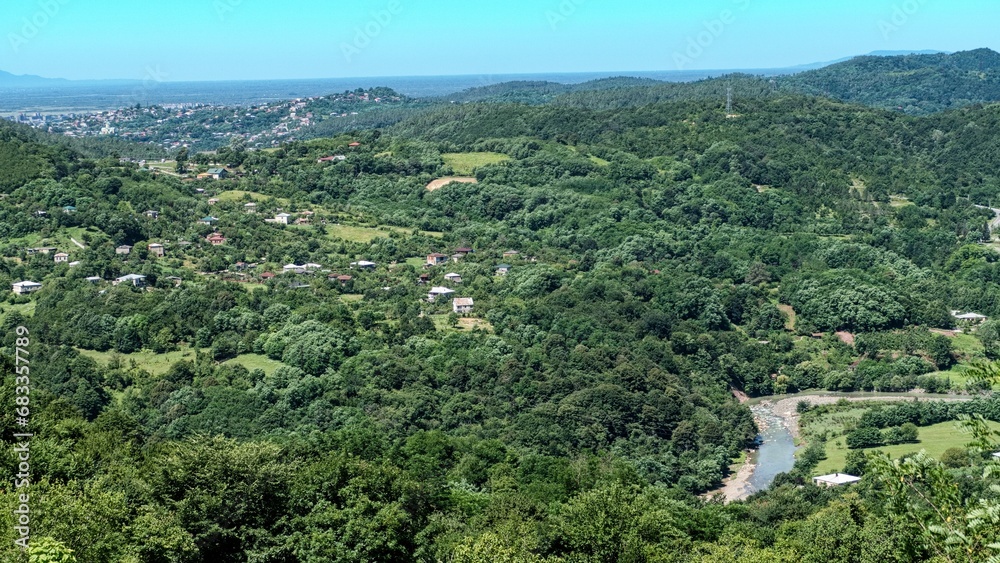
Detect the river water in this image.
<box><xmin>747</xmin><ymin>404</ymin><xmax>797</xmax><ymax>493</ymax></box>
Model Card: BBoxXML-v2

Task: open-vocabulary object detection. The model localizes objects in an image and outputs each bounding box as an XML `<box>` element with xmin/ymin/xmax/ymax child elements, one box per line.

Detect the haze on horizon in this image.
<box><xmin>0</xmin><ymin>0</ymin><xmax>996</xmax><ymax>82</ymax></box>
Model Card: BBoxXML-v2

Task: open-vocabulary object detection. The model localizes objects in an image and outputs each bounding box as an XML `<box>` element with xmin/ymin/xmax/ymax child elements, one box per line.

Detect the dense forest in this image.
<box><xmin>1</xmin><ymin>52</ymin><xmax>1000</xmax><ymax>562</ymax></box>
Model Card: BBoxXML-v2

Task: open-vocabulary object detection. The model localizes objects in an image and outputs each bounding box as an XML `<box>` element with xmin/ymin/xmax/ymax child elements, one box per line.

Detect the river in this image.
<box><xmin>723</xmin><ymin>392</ymin><xmax>975</xmax><ymax>500</ymax></box>
<box><xmin>746</xmin><ymin>403</ymin><xmax>797</xmax><ymax>493</ymax></box>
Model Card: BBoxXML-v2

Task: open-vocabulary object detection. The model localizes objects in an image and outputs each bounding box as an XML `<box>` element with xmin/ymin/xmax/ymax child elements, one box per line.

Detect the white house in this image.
<box><xmin>352</xmin><ymin>261</ymin><xmax>377</xmax><ymax>270</ymax></box>
<box><xmin>812</xmin><ymin>473</ymin><xmax>861</xmax><ymax>487</ymax></box>
<box><xmin>115</xmin><ymin>245</ymin><xmax>133</xmax><ymax>255</ymax></box>
<box><xmin>244</xmin><ymin>202</ymin><xmax>257</xmax><ymax>213</ymax></box>
<box><xmin>85</xmin><ymin>276</ymin><xmax>102</xmax><ymax>283</ymax></box>
<box><xmin>274</xmin><ymin>213</ymin><xmax>293</xmax><ymax>225</ymax></box>
<box><xmin>495</xmin><ymin>264</ymin><xmax>511</xmax><ymax>276</ymax></box>
<box><xmin>453</xmin><ymin>298</ymin><xmax>474</xmax><ymax>314</ymax></box>
<box><xmin>148</xmin><ymin>243</ymin><xmax>165</xmax><ymax>257</ymax></box>
<box><xmin>283</xmin><ymin>264</ymin><xmax>306</xmax><ymax>274</ymax></box>
<box><xmin>444</xmin><ymin>273</ymin><xmax>463</xmax><ymax>283</ymax></box>
<box><xmin>304</xmin><ymin>263</ymin><xmax>323</xmax><ymax>271</ymax></box>
<box><xmin>428</xmin><ymin>286</ymin><xmax>456</xmax><ymax>302</ymax></box>
<box><xmin>54</xmin><ymin>252</ymin><xmax>69</xmax><ymax>263</ymax></box>
<box><xmin>952</xmin><ymin>310</ymin><xmax>988</xmax><ymax>323</ymax></box>
<box><xmin>113</xmin><ymin>274</ymin><xmax>147</xmax><ymax>287</ymax></box>
<box><xmin>12</xmin><ymin>281</ymin><xmax>42</xmax><ymax>295</ymax></box>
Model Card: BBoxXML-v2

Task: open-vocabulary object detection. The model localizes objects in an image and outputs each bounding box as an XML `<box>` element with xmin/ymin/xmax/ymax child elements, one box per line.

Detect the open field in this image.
<box><xmin>77</xmin><ymin>347</ymin><xmax>196</xmax><ymax>376</ymax></box>
<box><xmin>426</xmin><ymin>176</ymin><xmax>478</xmax><ymax>191</ymax></box>
<box><xmin>430</xmin><ymin>314</ymin><xmax>494</xmax><ymax>332</ymax></box>
<box><xmin>815</xmin><ymin>419</ymin><xmax>1000</xmax><ymax>474</ymax></box>
<box><xmin>215</xmin><ymin>190</ymin><xmax>284</xmax><ymax>204</ymax></box>
<box><xmin>442</xmin><ymin>152</ymin><xmax>510</xmax><ymax>174</ymax></box>
<box><xmin>222</xmin><ymin>353</ymin><xmax>286</xmax><ymax>375</ymax></box>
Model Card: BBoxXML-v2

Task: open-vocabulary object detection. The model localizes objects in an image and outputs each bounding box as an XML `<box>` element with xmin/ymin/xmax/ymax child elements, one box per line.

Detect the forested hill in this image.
<box><xmin>4</xmin><ymin>68</ymin><xmax>1000</xmax><ymax>560</ymax></box>
<box><xmin>781</xmin><ymin>48</ymin><xmax>1000</xmax><ymax>114</ymax></box>
<box><xmin>437</xmin><ymin>49</ymin><xmax>1000</xmax><ymax>114</ymax></box>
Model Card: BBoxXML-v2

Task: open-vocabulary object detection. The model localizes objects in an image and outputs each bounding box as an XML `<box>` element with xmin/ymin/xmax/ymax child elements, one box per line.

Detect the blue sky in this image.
<box><xmin>0</xmin><ymin>0</ymin><xmax>996</xmax><ymax>81</ymax></box>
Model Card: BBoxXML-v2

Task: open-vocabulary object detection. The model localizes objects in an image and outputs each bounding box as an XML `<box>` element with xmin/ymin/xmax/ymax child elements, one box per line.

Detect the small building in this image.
<box><xmin>348</xmin><ymin>142</ymin><xmax>361</xmax><ymax>148</ymax></box>
<box><xmin>12</xmin><ymin>281</ymin><xmax>42</xmax><ymax>295</ymax></box>
<box><xmin>34</xmin><ymin>210</ymin><xmax>47</xmax><ymax>217</ymax></box>
<box><xmin>62</xmin><ymin>205</ymin><xmax>76</xmax><ymax>214</ymax></box>
<box><xmin>274</xmin><ymin>213</ymin><xmax>293</xmax><ymax>225</ymax></box>
<box><xmin>496</xmin><ymin>264</ymin><xmax>511</xmax><ymax>276</ymax></box>
<box><xmin>952</xmin><ymin>310</ymin><xmax>988</xmax><ymax>323</ymax></box>
<box><xmin>427</xmin><ymin>253</ymin><xmax>449</xmax><ymax>266</ymax></box>
<box><xmin>260</xmin><ymin>272</ymin><xmax>276</xmax><ymax>280</ymax></box>
<box><xmin>53</xmin><ymin>252</ymin><xmax>69</xmax><ymax>263</ymax></box>
<box><xmin>329</xmin><ymin>274</ymin><xmax>353</xmax><ymax>286</ymax></box>
<box><xmin>207</xmin><ymin>168</ymin><xmax>229</xmax><ymax>180</ymax></box>
<box><xmin>207</xmin><ymin>198</ymin><xmax>220</xmax><ymax>206</ymax></box>
<box><xmin>85</xmin><ymin>276</ymin><xmax>102</xmax><ymax>283</ymax></box>
<box><xmin>418</xmin><ymin>273</ymin><xmax>430</xmax><ymax>284</ymax></box>
<box><xmin>445</xmin><ymin>273</ymin><xmax>463</xmax><ymax>284</ymax></box>
<box><xmin>116</xmin><ymin>245</ymin><xmax>133</xmax><ymax>255</ymax></box>
<box><xmin>503</xmin><ymin>250</ymin><xmax>520</xmax><ymax>258</ymax></box>
<box><xmin>244</xmin><ymin>202</ymin><xmax>257</xmax><ymax>213</ymax></box>
<box><xmin>145</xmin><ymin>210</ymin><xmax>160</xmax><ymax>219</ymax></box>
<box><xmin>451</xmin><ymin>254</ymin><xmax>464</xmax><ymax>263</ymax></box>
<box><xmin>453</xmin><ymin>298</ymin><xmax>474</xmax><ymax>314</ymax></box>
<box><xmin>352</xmin><ymin>261</ymin><xmax>377</xmax><ymax>270</ymax></box>
<box><xmin>113</xmin><ymin>274</ymin><xmax>147</xmax><ymax>287</ymax></box>
<box><xmin>206</xmin><ymin>233</ymin><xmax>226</xmax><ymax>246</ymax></box>
<box><xmin>812</xmin><ymin>473</ymin><xmax>861</xmax><ymax>487</ymax></box>
<box><xmin>427</xmin><ymin>286</ymin><xmax>456</xmax><ymax>302</ymax></box>
<box><xmin>455</xmin><ymin>247</ymin><xmax>474</xmax><ymax>255</ymax></box>
<box><xmin>68</xmin><ymin>261</ymin><xmax>81</xmax><ymax>267</ymax></box>
<box><xmin>304</xmin><ymin>263</ymin><xmax>323</xmax><ymax>271</ymax></box>
<box><xmin>199</xmin><ymin>216</ymin><xmax>218</xmax><ymax>225</ymax></box>
<box><xmin>318</xmin><ymin>155</ymin><xmax>347</xmax><ymax>163</ymax></box>
<box><xmin>283</xmin><ymin>264</ymin><xmax>306</xmax><ymax>274</ymax></box>
<box><xmin>148</xmin><ymin>243</ymin><xmax>165</xmax><ymax>257</ymax></box>
<box><xmin>992</xmin><ymin>452</ymin><xmax>1000</xmax><ymax>460</ymax></box>
<box><xmin>166</xmin><ymin>276</ymin><xmax>183</xmax><ymax>287</ymax></box>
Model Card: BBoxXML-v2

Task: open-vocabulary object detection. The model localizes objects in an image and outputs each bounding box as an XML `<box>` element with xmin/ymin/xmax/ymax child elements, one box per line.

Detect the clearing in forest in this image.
<box><xmin>441</xmin><ymin>152</ymin><xmax>510</xmax><ymax>174</ymax></box>
<box><xmin>426</xmin><ymin>177</ymin><xmax>478</xmax><ymax>191</ymax></box>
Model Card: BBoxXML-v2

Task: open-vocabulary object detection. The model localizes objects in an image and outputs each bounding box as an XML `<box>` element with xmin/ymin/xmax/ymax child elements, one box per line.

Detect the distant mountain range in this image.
<box><xmin>0</xmin><ymin>70</ymin><xmax>70</xmax><ymax>87</ymax></box>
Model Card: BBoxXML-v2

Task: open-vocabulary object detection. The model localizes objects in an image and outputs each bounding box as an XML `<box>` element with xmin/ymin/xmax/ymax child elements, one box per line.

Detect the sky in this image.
<box><xmin>0</xmin><ymin>0</ymin><xmax>997</xmax><ymax>81</ymax></box>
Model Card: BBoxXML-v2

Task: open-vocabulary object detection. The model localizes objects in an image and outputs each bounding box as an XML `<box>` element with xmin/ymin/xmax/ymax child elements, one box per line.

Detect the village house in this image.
<box><xmin>351</xmin><ymin>260</ymin><xmax>377</xmax><ymax>270</ymax></box>
<box><xmin>260</xmin><ymin>272</ymin><xmax>276</xmax><ymax>280</ymax></box>
<box><xmin>952</xmin><ymin>310</ymin><xmax>987</xmax><ymax>324</ymax></box>
<box><xmin>503</xmin><ymin>250</ymin><xmax>520</xmax><ymax>258</ymax></box>
<box><xmin>116</xmin><ymin>245</ymin><xmax>133</xmax><ymax>255</ymax></box>
<box><xmin>427</xmin><ymin>286</ymin><xmax>456</xmax><ymax>302</ymax></box>
<box><xmin>495</xmin><ymin>264</ymin><xmax>511</xmax><ymax>276</ymax></box>
<box><xmin>455</xmin><ymin>247</ymin><xmax>474</xmax><ymax>255</ymax></box>
<box><xmin>418</xmin><ymin>273</ymin><xmax>430</xmax><ymax>285</ymax></box>
<box><xmin>283</xmin><ymin>264</ymin><xmax>306</xmax><ymax>274</ymax></box>
<box><xmin>244</xmin><ymin>202</ymin><xmax>257</xmax><ymax>213</ymax></box>
<box><xmin>453</xmin><ymin>298</ymin><xmax>474</xmax><ymax>314</ymax></box>
<box><xmin>145</xmin><ymin>210</ymin><xmax>160</xmax><ymax>219</ymax></box>
<box><xmin>451</xmin><ymin>254</ymin><xmax>465</xmax><ymax>263</ymax></box>
<box><xmin>812</xmin><ymin>473</ymin><xmax>861</xmax><ymax>487</ymax></box>
<box><xmin>54</xmin><ymin>252</ymin><xmax>69</xmax><ymax>263</ymax></box>
<box><xmin>113</xmin><ymin>274</ymin><xmax>146</xmax><ymax>287</ymax></box>
<box><xmin>207</xmin><ymin>198</ymin><xmax>220</xmax><ymax>205</ymax></box>
<box><xmin>85</xmin><ymin>276</ymin><xmax>102</xmax><ymax>284</ymax></box>
<box><xmin>427</xmin><ymin>253</ymin><xmax>449</xmax><ymax>266</ymax></box>
<box><xmin>444</xmin><ymin>273</ymin><xmax>462</xmax><ymax>284</ymax></box>
<box><xmin>148</xmin><ymin>243</ymin><xmax>165</xmax><ymax>257</ymax></box>
<box><xmin>12</xmin><ymin>281</ymin><xmax>42</xmax><ymax>295</ymax></box>
<box><xmin>273</xmin><ymin>213</ymin><xmax>293</xmax><ymax>225</ymax></box>
<box><xmin>207</xmin><ymin>168</ymin><xmax>228</xmax><ymax>180</ymax></box>
<box><xmin>317</xmin><ymin>155</ymin><xmax>347</xmax><ymax>163</ymax></box>
<box><xmin>62</xmin><ymin>205</ymin><xmax>76</xmax><ymax>214</ymax></box>
<box><xmin>206</xmin><ymin>233</ymin><xmax>226</xmax><ymax>246</ymax></box>
<box><xmin>68</xmin><ymin>261</ymin><xmax>81</xmax><ymax>267</ymax></box>
<box><xmin>199</xmin><ymin>216</ymin><xmax>218</xmax><ymax>225</ymax></box>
